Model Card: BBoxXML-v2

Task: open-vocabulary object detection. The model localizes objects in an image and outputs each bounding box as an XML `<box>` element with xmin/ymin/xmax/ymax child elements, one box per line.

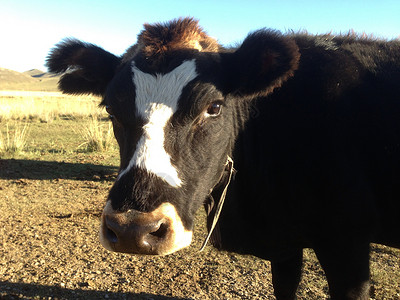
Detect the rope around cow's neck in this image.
<box><xmin>200</xmin><ymin>156</ymin><xmax>234</xmax><ymax>252</ymax></box>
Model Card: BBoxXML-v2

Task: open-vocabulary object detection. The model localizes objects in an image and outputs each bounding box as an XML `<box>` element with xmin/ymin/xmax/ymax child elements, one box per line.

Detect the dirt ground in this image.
<box><xmin>1</xmin><ymin>155</ymin><xmax>400</xmax><ymax>299</ymax></box>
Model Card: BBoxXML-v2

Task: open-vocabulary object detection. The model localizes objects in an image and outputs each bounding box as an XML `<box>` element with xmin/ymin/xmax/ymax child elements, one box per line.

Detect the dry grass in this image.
<box><xmin>78</xmin><ymin>116</ymin><xmax>115</xmax><ymax>152</ymax></box>
<box><xmin>0</xmin><ymin>91</ymin><xmax>103</xmax><ymax>122</ymax></box>
<box><xmin>0</xmin><ymin>91</ymin><xmax>112</xmax><ymax>155</ymax></box>
<box><xmin>0</xmin><ymin>121</ymin><xmax>30</xmax><ymax>155</ymax></box>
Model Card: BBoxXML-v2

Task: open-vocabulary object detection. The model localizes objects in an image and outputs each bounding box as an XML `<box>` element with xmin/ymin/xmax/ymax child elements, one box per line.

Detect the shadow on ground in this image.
<box><xmin>0</xmin><ymin>159</ymin><xmax>118</xmax><ymax>181</ymax></box>
<box><xmin>0</xmin><ymin>281</ymin><xmax>189</xmax><ymax>300</ymax></box>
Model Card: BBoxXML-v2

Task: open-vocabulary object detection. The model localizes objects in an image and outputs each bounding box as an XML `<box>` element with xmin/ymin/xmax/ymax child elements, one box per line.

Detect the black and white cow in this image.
<box><xmin>47</xmin><ymin>18</ymin><xmax>400</xmax><ymax>300</ymax></box>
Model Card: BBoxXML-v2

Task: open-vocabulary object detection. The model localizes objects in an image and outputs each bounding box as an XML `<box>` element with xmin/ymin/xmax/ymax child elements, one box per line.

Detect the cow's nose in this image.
<box><xmin>102</xmin><ymin>213</ymin><xmax>170</xmax><ymax>254</ymax></box>
<box><xmin>100</xmin><ymin>202</ymin><xmax>193</xmax><ymax>255</ymax></box>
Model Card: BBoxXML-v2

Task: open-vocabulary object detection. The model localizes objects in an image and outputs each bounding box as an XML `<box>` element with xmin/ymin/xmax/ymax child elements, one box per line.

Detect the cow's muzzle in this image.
<box><xmin>99</xmin><ymin>202</ymin><xmax>192</xmax><ymax>255</ymax></box>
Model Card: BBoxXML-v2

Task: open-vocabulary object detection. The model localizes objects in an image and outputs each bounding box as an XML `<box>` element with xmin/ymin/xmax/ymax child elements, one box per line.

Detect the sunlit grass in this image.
<box><xmin>0</xmin><ymin>91</ymin><xmax>116</xmax><ymax>156</ymax></box>
<box><xmin>78</xmin><ymin>115</ymin><xmax>115</xmax><ymax>152</ymax></box>
<box><xmin>0</xmin><ymin>91</ymin><xmax>103</xmax><ymax>122</ymax></box>
<box><xmin>0</xmin><ymin>121</ymin><xmax>30</xmax><ymax>155</ymax></box>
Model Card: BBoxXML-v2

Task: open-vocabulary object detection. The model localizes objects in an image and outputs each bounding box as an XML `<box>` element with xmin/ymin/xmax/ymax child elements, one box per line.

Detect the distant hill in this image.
<box><xmin>0</xmin><ymin>68</ymin><xmax>60</xmax><ymax>91</ymax></box>
<box><xmin>23</xmin><ymin>69</ymin><xmax>58</xmax><ymax>79</ymax></box>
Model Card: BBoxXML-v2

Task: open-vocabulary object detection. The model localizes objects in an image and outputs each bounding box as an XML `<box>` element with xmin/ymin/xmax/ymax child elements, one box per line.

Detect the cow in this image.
<box><xmin>47</xmin><ymin>18</ymin><xmax>400</xmax><ymax>300</ymax></box>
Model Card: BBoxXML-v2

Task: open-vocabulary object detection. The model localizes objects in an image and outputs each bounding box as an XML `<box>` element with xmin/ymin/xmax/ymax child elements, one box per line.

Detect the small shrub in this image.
<box><xmin>0</xmin><ymin>121</ymin><xmax>30</xmax><ymax>155</ymax></box>
<box><xmin>79</xmin><ymin>116</ymin><xmax>114</xmax><ymax>152</ymax></box>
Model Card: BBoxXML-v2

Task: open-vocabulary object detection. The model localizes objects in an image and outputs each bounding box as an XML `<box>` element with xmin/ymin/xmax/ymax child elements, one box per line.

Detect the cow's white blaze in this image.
<box><xmin>117</xmin><ymin>60</ymin><xmax>198</xmax><ymax>187</ymax></box>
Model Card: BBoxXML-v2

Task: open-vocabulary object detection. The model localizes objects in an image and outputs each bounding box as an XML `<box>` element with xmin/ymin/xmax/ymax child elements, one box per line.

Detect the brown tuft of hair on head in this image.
<box><xmin>138</xmin><ymin>17</ymin><xmax>220</xmax><ymax>58</ymax></box>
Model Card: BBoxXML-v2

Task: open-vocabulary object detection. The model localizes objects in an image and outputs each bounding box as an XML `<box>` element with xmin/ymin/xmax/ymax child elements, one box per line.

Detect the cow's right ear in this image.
<box><xmin>46</xmin><ymin>39</ymin><xmax>121</xmax><ymax>96</ymax></box>
<box><xmin>220</xmin><ymin>30</ymin><xmax>300</xmax><ymax>99</ymax></box>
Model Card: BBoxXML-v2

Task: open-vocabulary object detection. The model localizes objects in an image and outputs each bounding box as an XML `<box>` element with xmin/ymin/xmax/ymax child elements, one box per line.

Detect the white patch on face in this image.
<box><xmin>117</xmin><ymin>60</ymin><xmax>198</xmax><ymax>187</ymax></box>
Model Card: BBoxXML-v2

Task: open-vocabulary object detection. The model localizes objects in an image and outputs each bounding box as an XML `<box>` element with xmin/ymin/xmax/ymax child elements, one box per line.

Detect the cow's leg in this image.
<box><xmin>314</xmin><ymin>240</ymin><xmax>370</xmax><ymax>300</ymax></box>
<box><xmin>271</xmin><ymin>249</ymin><xmax>303</xmax><ymax>300</ymax></box>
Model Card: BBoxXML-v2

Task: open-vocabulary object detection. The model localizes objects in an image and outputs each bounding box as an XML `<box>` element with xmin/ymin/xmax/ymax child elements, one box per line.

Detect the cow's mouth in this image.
<box><xmin>99</xmin><ymin>202</ymin><xmax>192</xmax><ymax>255</ymax></box>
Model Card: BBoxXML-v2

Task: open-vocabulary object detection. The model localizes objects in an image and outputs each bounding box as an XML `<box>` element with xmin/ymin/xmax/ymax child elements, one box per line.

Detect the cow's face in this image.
<box><xmin>99</xmin><ymin>56</ymin><xmax>236</xmax><ymax>255</ymax></box>
<box><xmin>47</xmin><ymin>18</ymin><xmax>299</xmax><ymax>255</ymax></box>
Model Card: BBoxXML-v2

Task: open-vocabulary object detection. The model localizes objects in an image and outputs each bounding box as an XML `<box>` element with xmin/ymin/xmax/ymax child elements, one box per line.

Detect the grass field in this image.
<box><xmin>1</xmin><ymin>91</ymin><xmax>399</xmax><ymax>299</ymax></box>
<box><xmin>0</xmin><ymin>91</ymin><xmax>102</xmax><ymax>122</ymax></box>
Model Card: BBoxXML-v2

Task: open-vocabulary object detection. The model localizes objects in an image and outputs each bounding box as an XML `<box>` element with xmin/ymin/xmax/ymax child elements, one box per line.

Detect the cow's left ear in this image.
<box><xmin>220</xmin><ymin>30</ymin><xmax>300</xmax><ymax>99</ymax></box>
<box><xmin>46</xmin><ymin>38</ymin><xmax>121</xmax><ymax>96</ymax></box>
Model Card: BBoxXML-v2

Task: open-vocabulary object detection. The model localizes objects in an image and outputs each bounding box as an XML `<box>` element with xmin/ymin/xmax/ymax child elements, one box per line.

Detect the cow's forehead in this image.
<box><xmin>132</xmin><ymin>59</ymin><xmax>198</xmax><ymax>116</ymax></box>
<box><xmin>117</xmin><ymin>59</ymin><xmax>198</xmax><ymax>187</ymax></box>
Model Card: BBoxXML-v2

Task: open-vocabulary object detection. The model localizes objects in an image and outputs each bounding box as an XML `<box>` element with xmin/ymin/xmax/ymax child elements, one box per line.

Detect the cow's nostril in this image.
<box><xmin>105</xmin><ymin>226</ymin><xmax>118</xmax><ymax>243</ymax></box>
<box><xmin>149</xmin><ymin>222</ymin><xmax>169</xmax><ymax>239</ymax></box>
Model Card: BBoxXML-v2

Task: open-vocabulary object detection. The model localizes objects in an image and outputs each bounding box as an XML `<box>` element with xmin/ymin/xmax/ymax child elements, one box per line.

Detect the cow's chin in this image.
<box><xmin>99</xmin><ymin>201</ymin><xmax>193</xmax><ymax>255</ymax></box>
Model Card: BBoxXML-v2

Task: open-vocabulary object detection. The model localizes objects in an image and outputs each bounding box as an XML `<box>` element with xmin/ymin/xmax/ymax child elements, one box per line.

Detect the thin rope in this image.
<box><xmin>200</xmin><ymin>156</ymin><xmax>234</xmax><ymax>252</ymax></box>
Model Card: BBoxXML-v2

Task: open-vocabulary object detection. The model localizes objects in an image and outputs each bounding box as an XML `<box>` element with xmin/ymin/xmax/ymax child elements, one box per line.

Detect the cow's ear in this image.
<box><xmin>46</xmin><ymin>39</ymin><xmax>121</xmax><ymax>96</ymax></box>
<box><xmin>220</xmin><ymin>30</ymin><xmax>300</xmax><ymax>99</ymax></box>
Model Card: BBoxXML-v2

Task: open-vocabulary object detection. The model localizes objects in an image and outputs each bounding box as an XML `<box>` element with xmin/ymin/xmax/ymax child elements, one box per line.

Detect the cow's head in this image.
<box><xmin>47</xmin><ymin>18</ymin><xmax>299</xmax><ymax>255</ymax></box>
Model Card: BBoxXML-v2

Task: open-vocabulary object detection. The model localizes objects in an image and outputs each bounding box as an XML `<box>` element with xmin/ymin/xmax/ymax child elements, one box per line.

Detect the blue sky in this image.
<box><xmin>1</xmin><ymin>0</ymin><xmax>399</xmax><ymax>72</ymax></box>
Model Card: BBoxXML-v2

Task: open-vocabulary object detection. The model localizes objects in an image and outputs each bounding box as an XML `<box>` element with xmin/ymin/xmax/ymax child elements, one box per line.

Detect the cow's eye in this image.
<box><xmin>206</xmin><ymin>101</ymin><xmax>222</xmax><ymax>117</ymax></box>
<box><xmin>105</xmin><ymin>105</ymin><xmax>114</xmax><ymax>119</ymax></box>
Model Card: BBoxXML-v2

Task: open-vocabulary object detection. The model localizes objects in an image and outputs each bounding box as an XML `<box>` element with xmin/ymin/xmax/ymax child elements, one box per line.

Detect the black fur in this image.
<box><xmin>47</xmin><ymin>18</ymin><xmax>400</xmax><ymax>300</ymax></box>
<box><xmin>46</xmin><ymin>38</ymin><xmax>121</xmax><ymax>95</ymax></box>
<box><xmin>220</xmin><ymin>29</ymin><xmax>300</xmax><ymax>98</ymax></box>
